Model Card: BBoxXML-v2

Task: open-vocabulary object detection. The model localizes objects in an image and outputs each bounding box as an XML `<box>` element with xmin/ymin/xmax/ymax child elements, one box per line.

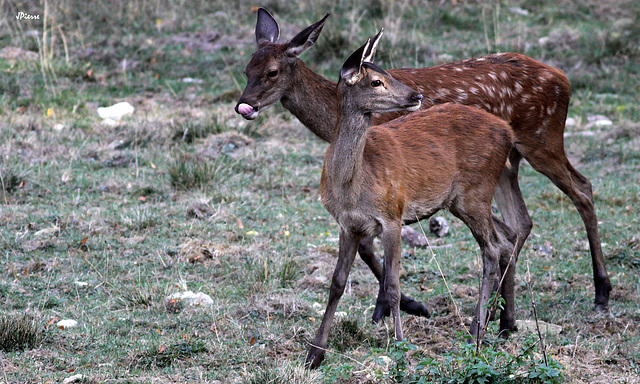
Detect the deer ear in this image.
<box><xmin>256</xmin><ymin>8</ymin><xmax>280</xmax><ymax>47</ymax></box>
<box><xmin>363</xmin><ymin>28</ymin><xmax>383</xmax><ymax>63</ymax></box>
<box><xmin>285</xmin><ymin>13</ymin><xmax>330</xmax><ymax>57</ymax></box>
<box><xmin>340</xmin><ymin>39</ymin><xmax>370</xmax><ymax>85</ymax></box>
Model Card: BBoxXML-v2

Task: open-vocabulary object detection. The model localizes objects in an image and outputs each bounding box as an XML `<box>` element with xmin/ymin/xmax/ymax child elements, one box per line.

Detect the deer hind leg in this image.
<box><xmin>492</xmin><ymin>215</ymin><xmax>518</xmax><ymax>335</ymax></box>
<box><xmin>494</xmin><ymin>150</ymin><xmax>532</xmax><ymax>258</ymax></box>
<box><xmin>491</xmin><ymin>149</ymin><xmax>529</xmax><ymax>331</ymax></box>
<box><xmin>306</xmin><ymin>230</ymin><xmax>360</xmax><ymax>369</ymax></box>
<box><xmin>522</xmin><ymin>142</ymin><xmax>611</xmax><ymax>311</ymax></box>
<box><xmin>452</xmin><ymin>205</ymin><xmax>507</xmax><ymax>341</ymax></box>
<box><xmin>359</xmin><ymin>236</ymin><xmax>430</xmax><ymax>323</ymax></box>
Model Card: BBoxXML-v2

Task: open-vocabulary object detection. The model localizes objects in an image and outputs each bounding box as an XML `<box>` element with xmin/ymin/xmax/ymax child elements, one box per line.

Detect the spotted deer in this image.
<box><xmin>235</xmin><ymin>8</ymin><xmax>612</xmax><ymax>320</ymax></box>
<box><xmin>305</xmin><ymin>32</ymin><xmax>516</xmax><ymax>368</ymax></box>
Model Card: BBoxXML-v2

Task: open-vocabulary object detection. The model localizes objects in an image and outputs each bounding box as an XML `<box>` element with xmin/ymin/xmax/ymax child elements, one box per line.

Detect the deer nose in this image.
<box><xmin>412</xmin><ymin>94</ymin><xmax>424</xmax><ymax>102</ymax></box>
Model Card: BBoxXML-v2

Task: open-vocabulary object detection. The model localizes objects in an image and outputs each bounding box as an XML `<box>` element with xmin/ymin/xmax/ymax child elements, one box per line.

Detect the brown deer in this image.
<box><xmin>306</xmin><ymin>32</ymin><xmax>516</xmax><ymax>368</ymax></box>
<box><xmin>235</xmin><ymin>8</ymin><xmax>611</xmax><ymax>320</ymax></box>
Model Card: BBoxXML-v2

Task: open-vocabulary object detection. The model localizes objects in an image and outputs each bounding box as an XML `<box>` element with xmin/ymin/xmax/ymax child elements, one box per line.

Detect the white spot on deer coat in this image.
<box><xmin>514</xmin><ymin>82</ymin><xmax>523</xmax><ymax>94</ymax></box>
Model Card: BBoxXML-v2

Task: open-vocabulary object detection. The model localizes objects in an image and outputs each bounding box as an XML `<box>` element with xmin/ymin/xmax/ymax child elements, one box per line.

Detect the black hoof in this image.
<box><xmin>372</xmin><ymin>303</ymin><xmax>391</xmax><ymax>324</ymax></box>
<box><xmin>401</xmin><ymin>296</ymin><xmax>430</xmax><ymax>318</ymax></box>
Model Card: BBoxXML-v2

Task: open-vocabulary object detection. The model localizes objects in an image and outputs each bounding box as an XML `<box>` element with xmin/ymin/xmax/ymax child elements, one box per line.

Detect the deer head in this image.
<box><xmin>235</xmin><ymin>8</ymin><xmax>330</xmax><ymax>120</ymax></box>
<box><xmin>338</xmin><ymin>30</ymin><xmax>423</xmax><ymax>116</ymax></box>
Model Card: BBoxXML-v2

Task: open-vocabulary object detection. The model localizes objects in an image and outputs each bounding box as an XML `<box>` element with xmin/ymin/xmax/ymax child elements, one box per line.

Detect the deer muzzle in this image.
<box><xmin>235</xmin><ymin>102</ymin><xmax>260</xmax><ymax>120</ymax></box>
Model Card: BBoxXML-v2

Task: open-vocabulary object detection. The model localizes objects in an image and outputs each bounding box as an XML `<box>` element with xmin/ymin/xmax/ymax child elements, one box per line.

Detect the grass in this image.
<box><xmin>1</xmin><ymin>0</ymin><xmax>639</xmax><ymax>383</ymax></box>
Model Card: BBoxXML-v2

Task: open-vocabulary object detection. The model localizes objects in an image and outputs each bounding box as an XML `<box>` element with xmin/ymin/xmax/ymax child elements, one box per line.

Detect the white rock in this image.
<box><xmin>335</xmin><ymin>311</ymin><xmax>347</xmax><ymax>320</ymax></box>
<box><xmin>35</xmin><ymin>225</ymin><xmax>60</xmax><ymax>237</ymax></box>
<box><xmin>429</xmin><ymin>216</ymin><xmax>449</xmax><ymax>238</ymax></box>
<box><xmin>586</xmin><ymin>114</ymin><xmax>613</xmax><ymax>127</ymax></box>
<box><xmin>182</xmin><ymin>77</ymin><xmax>204</xmax><ymax>84</ymax></box>
<box><xmin>509</xmin><ymin>7</ymin><xmax>530</xmax><ymax>16</ymax></box>
<box><xmin>167</xmin><ymin>290</ymin><xmax>213</xmax><ymax>306</ymax></box>
<box><xmin>97</xmin><ymin>101</ymin><xmax>134</xmax><ymax>120</ymax></box>
<box><xmin>63</xmin><ymin>374</ymin><xmax>84</xmax><ymax>384</ymax></box>
<box><xmin>516</xmin><ymin>319</ymin><xmax>562</xmax><ymax>335</ymax></box>
<box><xmin>57</xmin><ymin>319</ymin><xmax>78</xmax><ymax>329</ymax></box>
<box><xmin>312</xmin><ymin>302</ymin><xmax>346</xmax><ymax>320</ymax></box>
<box><xmin>101</xmin><ymin>118</ymin><xmax>119</xmax><ymax>127</ymax></box>
<box><xmin>401</xmin><ymin>226</ymin><xmax>428</xmax><ymax>247</ymax></box>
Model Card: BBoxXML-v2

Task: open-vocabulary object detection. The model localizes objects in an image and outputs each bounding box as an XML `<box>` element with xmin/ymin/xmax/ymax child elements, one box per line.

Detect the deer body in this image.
<box><xmin>306</xmin><ymin>36</ymin><xmax>516</xmax><ymax>368</ymax></box>
<box><xmin>236</xmin><ymin>9</ymin><xmax>611</xmax><ymax>318</ymax></box>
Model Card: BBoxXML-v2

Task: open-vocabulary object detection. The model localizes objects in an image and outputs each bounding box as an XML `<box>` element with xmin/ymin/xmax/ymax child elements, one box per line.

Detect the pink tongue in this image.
<box><xmin>237</xmin><ymin>103</ymin><xmax>254</xmax><ymax>116</ymax></box>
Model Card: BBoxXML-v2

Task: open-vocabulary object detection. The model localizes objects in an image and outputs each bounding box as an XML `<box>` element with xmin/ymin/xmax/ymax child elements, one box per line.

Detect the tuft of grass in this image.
<box><xmin>329</xmin><ymin>318</ymin><xmax>373</xmax><ymax>353</ymax></box>
<box><xmin>120</xmin><ymin>207</ymin><xmax>160</xmax><ymax>230</ymax></box>
<box><xmin>0</xmin><ymin>167</ymin><xmax>24</xmax><ymax>197</ymax></box>
<box><xmin>0</xmin><ymin>312</ymin><xmax>44</xmax><ymax>352</ymax></box>
<box><xmin>168</xmin><ymin>153</ymin><xmax>232</xmax><ymax>190</ymax></box>
<box><xmin>243</xmin><ymin>362</ymin><xmax>321</xmax><ymax>384</ymax></box>
<box><xmin>171</xmin><ymin>118</ymin><xmax>225</xmax><ymax>143</ymax></box>
<box><xmin>130</xmin><ymin>338</ymin><xmax>208</xmax><ymax>369</ymax></box>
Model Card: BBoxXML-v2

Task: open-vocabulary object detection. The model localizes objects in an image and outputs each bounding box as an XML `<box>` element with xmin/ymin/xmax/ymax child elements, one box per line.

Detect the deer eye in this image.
<box><xmin>371</xmin><ymin>80</ymin><xmax>382</xmax><ymax>87</ymax></box>
<box><xmin>267</xmin><ymin>70</ymin><xmax>278</xmax><ymax>78</ymax></box>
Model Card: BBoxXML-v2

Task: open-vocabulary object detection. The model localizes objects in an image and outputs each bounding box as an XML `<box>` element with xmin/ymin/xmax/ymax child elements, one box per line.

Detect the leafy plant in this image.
<box><xmin>410</xmin><ymin>333</ymin><xmax>564</xmax><ymax>384</ymax></box>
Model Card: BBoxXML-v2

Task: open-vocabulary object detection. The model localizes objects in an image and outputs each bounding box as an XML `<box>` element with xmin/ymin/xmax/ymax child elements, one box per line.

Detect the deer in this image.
<box><xmin>305</xmin><ymin>31</ymin><xmax>517</xmax><ymax>368</ymax></box>
<box><xmin>235</xmin><ymin>8</ymin><xmax>612</xmax><ymax>324</ymax></box>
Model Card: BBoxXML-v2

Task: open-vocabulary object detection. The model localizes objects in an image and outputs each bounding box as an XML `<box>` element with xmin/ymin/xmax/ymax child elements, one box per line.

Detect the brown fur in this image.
<box><xmin>306</xmin><ymin>41</ymin><xmax>517</xmax><ymax>368</ymax></box>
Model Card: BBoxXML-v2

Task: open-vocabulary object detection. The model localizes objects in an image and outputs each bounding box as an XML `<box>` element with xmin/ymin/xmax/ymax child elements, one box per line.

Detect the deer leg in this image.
<box><xmin>494</xmin><ymin>150</ymin><xmax>532</xmax><ymax>258</ymax></box>
<box><xmin>523</xmin><ymin>145</ymin><xmax>611</xmax><ymax>311</ymax></box>
<box><xmin>491</xmin><ymin>150</ymin><xmax>529</xmax><ymax>329</ymax></box>
<box><xmin>359</xmin><ymin>236</ymin><xmax>430</xmax><ymax>323</ymax></box>
<box><xmin>492</xmin><ymin>216</ymin><xmax>518</xmax><ymax>335</ymax></box>
<box><xmin>452</xmin><ymin>206</ymin><xmax>504</xmax><ymax>342</ymax></box>
<box><xmin>306</xmin><ymin>230</ymin><xmax>360</xmax><ymax>369</ymax></box>
<box><xmin>381</xmin><ymin>223</ymin><xmax>404</xmax><ymax>341</ymax></box>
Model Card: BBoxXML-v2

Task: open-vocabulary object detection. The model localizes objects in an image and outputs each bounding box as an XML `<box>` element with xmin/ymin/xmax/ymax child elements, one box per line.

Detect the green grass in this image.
<box><xmin>1</xmin><ymin>0</ymin><xmax>639</xmax><ymax>382</ymax></box>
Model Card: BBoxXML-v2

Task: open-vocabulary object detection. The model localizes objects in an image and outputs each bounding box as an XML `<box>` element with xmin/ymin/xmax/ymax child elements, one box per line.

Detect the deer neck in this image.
<box><xmin>325</xmin><ymin>100</ymin><xmax>371</xmax><ymax>203</ymax></box>
<box><xmin>280</xmin><ymin>60</ymin><xmax>338</xmax><ymax>143</ymax></box>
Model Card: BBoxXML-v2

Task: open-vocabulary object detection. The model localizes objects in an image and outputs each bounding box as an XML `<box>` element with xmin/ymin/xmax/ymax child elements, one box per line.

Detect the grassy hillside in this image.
<box><xmin>1</xmin><ymin>0</ymin><xmax>639</xmax><ymax>382</ymax></box>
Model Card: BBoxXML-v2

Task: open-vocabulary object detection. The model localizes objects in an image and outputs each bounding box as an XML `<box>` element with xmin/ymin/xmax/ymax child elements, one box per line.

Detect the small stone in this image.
<box><xmin>97</xmin><ymin>101</ymin><xmax>134</xmax><ymax>121</ymax></box>
<box><xmin>516</xmin><ymin>319</ymin><xmax>562</xmax><ymax>335</ymax></box>
<box><xmin>166</xmin><ymin>290</ymin><xmax>213</xmax><ymax>308</ymax></box>
<box><xmin>429</xmin><ymin>217</ymin><xmax>449</xmax><ymax>238</ymax></box>
<box><xmin>57</xmin><ymin>319</ymin><xmax>78</xmax><ymax>330</ymax></box>
<box><xmin>63</xmin><ymin>374</ymin><xmax>84</xmax><ymax>383</ymax></box>
<box><xmin>401</xmin><ymin>226</ymin><xmax>428</xmax><ymax>248</ymax></box>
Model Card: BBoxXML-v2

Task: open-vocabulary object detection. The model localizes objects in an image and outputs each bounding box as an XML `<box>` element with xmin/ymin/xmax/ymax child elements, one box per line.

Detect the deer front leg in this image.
<box><xmin>306</xmin><ymin>230</ymin><xmax>360</xmax><ymax>369</ymax></box>
<box><xmin>358</xmin><ymin>236</ymin><xmax>430</xmax><ymax>322</ymax></box>
<box><xmin>381</xmin><ymin>223</ymin><xmax>404</xmax><ymax>341</ymax></box>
